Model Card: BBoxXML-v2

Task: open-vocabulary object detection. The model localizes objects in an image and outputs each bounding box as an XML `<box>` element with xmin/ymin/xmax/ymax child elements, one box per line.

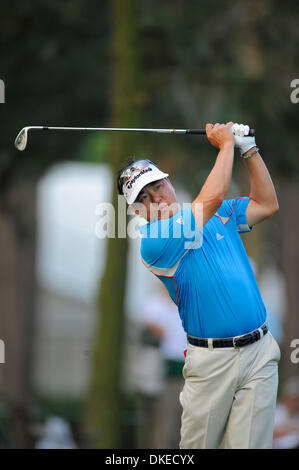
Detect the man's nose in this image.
<box><xmin>152</xmin><ymin>192</ymin><xmax>162</xmax><ymax>204</ymax></box>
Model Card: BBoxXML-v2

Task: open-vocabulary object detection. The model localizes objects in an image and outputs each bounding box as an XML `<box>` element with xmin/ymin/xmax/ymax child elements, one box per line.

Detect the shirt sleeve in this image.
<box><xmin>141</xmin><ymin>204</ymin><xmax>203</xmax><ymax>270</ymax></box>
<box><xmin>218</xmin><ymin>197</ymin><xmax>253</xmax><ymax>233</ymax></box>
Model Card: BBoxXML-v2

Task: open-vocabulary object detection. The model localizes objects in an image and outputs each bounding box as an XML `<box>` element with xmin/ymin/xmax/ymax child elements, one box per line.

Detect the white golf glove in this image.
<box><xmin>232</xmin><ymin>123</ymin><xmax>256</xmax><ymax>155</ymax></box>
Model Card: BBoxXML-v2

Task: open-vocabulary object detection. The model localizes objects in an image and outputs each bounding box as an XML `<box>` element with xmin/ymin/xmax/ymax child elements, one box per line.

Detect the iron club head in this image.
<box><xmin>14</xmin><ymin>127</ymin><xmax>29</xmax><ymax>151</ymax></box>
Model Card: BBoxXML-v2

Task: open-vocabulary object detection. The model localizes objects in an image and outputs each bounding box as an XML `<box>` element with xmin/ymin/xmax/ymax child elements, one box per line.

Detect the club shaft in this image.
<box><xmin>29</xmin><ymin>126</ymin><xmax>256</xmax><ymax>136</ymax></box>
<box><xmin>40</xmin><ymin>126</ymin><xmax>191</xmax><ymax>134</ymax></box>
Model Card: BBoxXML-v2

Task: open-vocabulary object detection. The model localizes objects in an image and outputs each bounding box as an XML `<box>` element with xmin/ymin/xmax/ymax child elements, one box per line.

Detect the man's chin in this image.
<box><xmin>157</xmin><ymin>206</ymin><xmax>179</xmax><ymax>220</ymax></box>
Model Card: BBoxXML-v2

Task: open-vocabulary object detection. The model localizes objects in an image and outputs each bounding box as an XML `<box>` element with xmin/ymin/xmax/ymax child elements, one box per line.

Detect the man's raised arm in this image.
<box><xmin>191</xmin><ymin>122</ymin><xmax>235</xmax><ymax>228</ymax></box>
<box><xmin>233</xmin><ymin>124</ymin><xmax>279</xmax><ymax>227</ymax></box>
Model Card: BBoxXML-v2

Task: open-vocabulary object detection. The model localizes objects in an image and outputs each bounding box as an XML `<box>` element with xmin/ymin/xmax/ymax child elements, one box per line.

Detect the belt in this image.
<box><xmin>187</xmin><ymin>324</ymin><xmax>268</xmax><ymax>349</ymax></box>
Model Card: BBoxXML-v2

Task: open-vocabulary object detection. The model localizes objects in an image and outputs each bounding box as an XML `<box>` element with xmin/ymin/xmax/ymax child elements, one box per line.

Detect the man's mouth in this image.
<box><xmin>157</xmin><ymin>203</ymin><xmax>168</xmax><ymax>211</ymax></box>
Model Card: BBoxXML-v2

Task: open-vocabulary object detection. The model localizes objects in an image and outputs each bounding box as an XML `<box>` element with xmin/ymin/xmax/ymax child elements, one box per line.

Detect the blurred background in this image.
<box><xmin>0</xmin><ymin>0</ymin><xmax>298</xmax><ymax>449</ymax></box>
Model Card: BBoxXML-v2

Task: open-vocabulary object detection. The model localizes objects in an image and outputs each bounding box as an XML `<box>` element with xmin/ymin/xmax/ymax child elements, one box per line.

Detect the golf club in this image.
<box><xmin>14</xmin><ymin>125</ymin><xmax>255</xmax><ymax>151</ymax></box>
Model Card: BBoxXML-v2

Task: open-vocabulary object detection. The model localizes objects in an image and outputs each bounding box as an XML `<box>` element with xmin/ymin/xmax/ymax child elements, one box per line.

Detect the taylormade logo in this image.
<box><xmin>126</xmin><ymin>167</ymin><xmax>152</xmax><ymax>189</ymax></box>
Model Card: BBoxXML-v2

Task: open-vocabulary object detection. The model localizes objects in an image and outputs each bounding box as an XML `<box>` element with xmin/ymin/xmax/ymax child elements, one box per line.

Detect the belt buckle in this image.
<box><xmin>233</xmin><ymin>336</ymin><xmax>239</xmax><ymax>349</ymax></box>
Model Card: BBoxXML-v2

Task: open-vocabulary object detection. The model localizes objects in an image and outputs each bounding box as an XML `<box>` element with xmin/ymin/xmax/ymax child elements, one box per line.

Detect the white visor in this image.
<box><xmin>121</xmin><ymin>160</ymin><xmax>169</xmax><ymax>204</ymax></box>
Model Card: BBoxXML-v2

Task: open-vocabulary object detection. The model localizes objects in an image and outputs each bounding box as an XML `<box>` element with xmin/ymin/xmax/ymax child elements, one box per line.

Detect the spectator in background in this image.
<box><xmin>135</xmin><ymin>282</ymin><xmax>187</xmax><ymax>448</ymax></box>
<box><xmin>273</xmin><ymin>376</ymin><xmax>299</xmax><ymax>449</ymax></box>
<box><xmin>35</xmin><ymin>416</ymin><xmax>77</xmax><ymax>449</ymax></box>
<box><xmin>249</xmin><ymin>258</ymin><xmax>285</xmax><ymax>344</ymax></box>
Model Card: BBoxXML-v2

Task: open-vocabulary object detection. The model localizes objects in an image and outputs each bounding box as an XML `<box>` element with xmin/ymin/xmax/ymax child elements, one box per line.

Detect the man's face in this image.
<box><xmin>130</xmin><ymin>177</ymin><xmax>179</xmax><ymax>221</ymax></box>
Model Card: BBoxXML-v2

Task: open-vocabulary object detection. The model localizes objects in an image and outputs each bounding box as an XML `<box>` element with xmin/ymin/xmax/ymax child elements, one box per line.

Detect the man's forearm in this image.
<box><xmin>199</xmin><ymin>141</ymin><xmax>235</xmax><ymax>200</ymax></box>
<box><xmin>243</xmin><ymin>147</ymin><xmax>279</xmax><ymax>210</ymax></box>
<box><xmin>192</xmin><ymin>141</ymin><xmax>235</xmax><ymax>227</ymax></box>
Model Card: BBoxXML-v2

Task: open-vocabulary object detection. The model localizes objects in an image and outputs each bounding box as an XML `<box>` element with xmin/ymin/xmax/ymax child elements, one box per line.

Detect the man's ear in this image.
<box><xmin>166</xmin><ymin>177</ymin><xmax>176</xmax><ymax>193</ymax></box>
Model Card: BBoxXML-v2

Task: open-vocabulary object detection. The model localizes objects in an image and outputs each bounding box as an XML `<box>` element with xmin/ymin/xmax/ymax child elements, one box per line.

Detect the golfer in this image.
<box><xmin>117</xmin><ymin>122</ymin><xmax>281</xmax><ymax>449</ymax></box>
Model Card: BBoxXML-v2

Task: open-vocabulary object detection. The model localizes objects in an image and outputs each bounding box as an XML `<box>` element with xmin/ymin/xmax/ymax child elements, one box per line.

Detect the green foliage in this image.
<box><xmin>2</xmin><ymin>0</ymin><xmax>298</xmax><ymax>183</ymax></box>
<box><xmin>0</xmin><ymin>0</ymin><xmax>110</xmax><ymax>180</ymax></box>
<box><xmin>80</xmin><ymin>134</ymin><xmax>110</xmax><ymax>164</ymax></box>
<box><xmin>137</xmin><ymin>0</ymin><xmax>299</xmax><ymax>182</ymax></box>
<box><xmin>31</xmin><ymin>396</ymin><xmax>84</xmax><ymax>424</ymax></box>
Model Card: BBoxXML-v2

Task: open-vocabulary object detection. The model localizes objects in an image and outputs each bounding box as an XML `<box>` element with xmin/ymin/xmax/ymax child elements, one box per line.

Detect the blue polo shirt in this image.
<box><xmin>139</xmin><ymin>197</ymin><xmax>266</xmax><ymax>338</ymax></box>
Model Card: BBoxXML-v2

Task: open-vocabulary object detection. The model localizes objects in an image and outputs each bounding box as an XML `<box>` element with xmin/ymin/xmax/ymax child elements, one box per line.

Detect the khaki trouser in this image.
<box><xmin>179</xmin><ymin>331</ymin><xmax>280</xmax><ymax>449</ymax></box>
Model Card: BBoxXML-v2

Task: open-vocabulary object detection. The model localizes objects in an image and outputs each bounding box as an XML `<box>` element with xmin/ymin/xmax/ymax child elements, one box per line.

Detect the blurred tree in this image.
<box><xmin>0</xmin><ymin>0</ymin><xmax>110</xmax><ymax>448</ymax></box>
<box><xmin>85</xmin><ymin>0</ymin><xmax>148</xmax><ymax>449</ymax></box>
<box><xmin>279</xmin><ymin>182</ymin><xmax>299</xmax><ymax>383</ymax></box>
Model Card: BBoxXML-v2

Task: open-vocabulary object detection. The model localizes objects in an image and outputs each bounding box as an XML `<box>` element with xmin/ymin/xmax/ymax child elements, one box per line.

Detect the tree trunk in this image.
<box><xmin>86</xmin><ymin>0</ymin><xmax>145</xmax><ymax>448</ymax></box>
<box><xmin>0</xmin><ymin>179</ymin><xmax>37</xmax><ymax>448</ymax></box>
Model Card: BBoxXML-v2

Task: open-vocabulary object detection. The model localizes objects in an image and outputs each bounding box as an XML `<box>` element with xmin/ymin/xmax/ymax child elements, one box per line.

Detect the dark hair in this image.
<box><xmin>117</xmin><ymin>156</ymin><xmax>159</xmax><ymax>196</ymax></box>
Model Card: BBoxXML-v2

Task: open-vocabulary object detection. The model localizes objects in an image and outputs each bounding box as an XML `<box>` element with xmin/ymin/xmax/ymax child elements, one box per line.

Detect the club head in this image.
<box><xmin>14</xmin><ymin>127</ymin><xmax>28</xmax><ymax>151</ymax></box>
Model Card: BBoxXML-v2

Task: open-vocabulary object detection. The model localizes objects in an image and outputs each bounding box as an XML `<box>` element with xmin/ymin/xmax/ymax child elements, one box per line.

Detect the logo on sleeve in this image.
<box><xmin>215</xmin><ymin>212</ymin><xmax>230</xmax><ymax>225</ymax></box>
